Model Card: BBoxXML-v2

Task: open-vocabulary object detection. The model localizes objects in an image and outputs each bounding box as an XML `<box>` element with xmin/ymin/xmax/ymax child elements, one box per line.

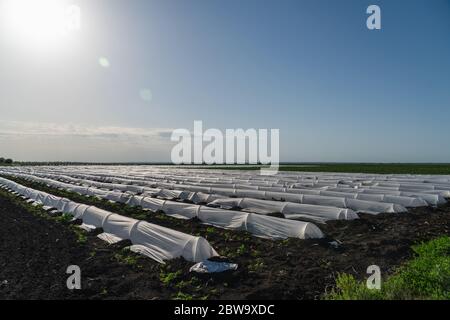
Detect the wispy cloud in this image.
<box><xmin>0</xmin><ymin>120</ymin><xmax>179</xmax><ymax>161</ymax></box>
<box><xmin>0</xmin><ymin>120</ymin><xmax>174</xmax><ymax>143</ymax></box>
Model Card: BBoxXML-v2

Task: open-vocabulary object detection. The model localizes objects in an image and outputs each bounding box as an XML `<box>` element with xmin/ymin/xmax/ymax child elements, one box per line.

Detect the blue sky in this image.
<box><xmin>0</xmin><ymin>0</ymin><xmax>449</xmax><ymax>162</ymax></box>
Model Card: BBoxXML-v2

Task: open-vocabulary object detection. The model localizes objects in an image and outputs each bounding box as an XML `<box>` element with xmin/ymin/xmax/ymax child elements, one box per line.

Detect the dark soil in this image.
<box><xmin>0</xmin><ymin>193</ymin><xmax>172</xmax><ymax>300</ymax></box>
<box><xmin>0</xmin><ymin>177</ymin><xmax>449</xmax><ymax>300</ymax></box>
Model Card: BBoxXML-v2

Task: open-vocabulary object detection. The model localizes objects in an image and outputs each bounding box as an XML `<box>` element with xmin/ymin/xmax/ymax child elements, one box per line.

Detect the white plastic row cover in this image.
<box><xmin>0</xmin><ymin>177</ymin><xmax>218</xmax><ymax>263</ymax></box>
<box><xmin>1</xmin><ymin>173</ymin><xmax>324</xmax><ymax>240</ymax></box>
<box><xmin>16</xmin><ymin>166</ymin><xmax>450</xmax><ymax>186</ymax></box>
<box><xmin>28</xmin><ymin>172</ymin><xmax>360</xmax><ymax>219</ymax></box>
<box><xmin>33</xmin><ymin>172</ymin><xmax>406</xmax><ymax>215</ymax></box>
<box><xmin>81</xmin><ymin>172</ymin><xmax>417</xmax><ymax>210</ymax></box>
<box><xmin>325</xmin><ymin>187</ymin><xmax>446</xmax><ymax>206</ymax></box>
<box><xmin>3</xmin><ymin>167</ymin><xmax>443</xmax><ymax>208</ymax></box>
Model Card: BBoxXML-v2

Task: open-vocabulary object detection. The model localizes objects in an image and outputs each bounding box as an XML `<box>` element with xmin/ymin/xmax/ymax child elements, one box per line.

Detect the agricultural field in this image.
<box><xmin>198</xmin><ymin>163</ymin><xmax>450</xmax><ymax>175</ymax></box>
<box><xmin>0</xmin><ymin>0</ymin><xmax>449</xmax><ymax>311</ymax></box>
<box><xmin>0</xmin><ymin>165</ymin><xmax>449</xmax><ymax>300</ymax></box>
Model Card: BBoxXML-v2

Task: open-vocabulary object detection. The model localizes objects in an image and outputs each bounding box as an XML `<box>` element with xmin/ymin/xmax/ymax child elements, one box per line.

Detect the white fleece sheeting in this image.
<box><xmin>0</xmin><ymin>177</ymin><xmax>218</xmax><ymax>264</ymax></box>
<box><xmin>0</xmin><ymin>172</ymin><xmax>324</xmax><ymax>240</ymax></box>
<box><xmin>1</xmin><ymin>166</ymin><xmax>448</xmax><ymax>220</ymax></box>
<box><xmin>2</xmin><ymin>170</ymin><xmax>407</xmax><ymax>215</ymax></box>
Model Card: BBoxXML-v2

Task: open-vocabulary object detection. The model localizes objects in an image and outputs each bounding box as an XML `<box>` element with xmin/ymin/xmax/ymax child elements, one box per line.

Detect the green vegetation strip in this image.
<box><xmin>326</xmin><ymin>236</ymin><xmax>450</xmax><ymax>300</ymax></box>
<box><xmin>194</xmin><ymin>163</ymin><xmax>450</xmax><ymax>175</ymax></box>
<box><xmin>3</xmin><ymin>162</ymin><xmax>450</xmax><ymax>174</ymax></box>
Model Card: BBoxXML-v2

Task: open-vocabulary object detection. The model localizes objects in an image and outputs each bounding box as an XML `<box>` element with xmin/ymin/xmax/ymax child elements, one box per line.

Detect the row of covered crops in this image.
<box><xmin>0</xmin><ymin>166</ymin><xmax>449</xmax><ymax>264</ymax></box>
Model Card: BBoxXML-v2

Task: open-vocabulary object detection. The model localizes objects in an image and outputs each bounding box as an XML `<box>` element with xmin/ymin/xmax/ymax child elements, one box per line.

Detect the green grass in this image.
<box><xmin>172</xmin><ymin>291</ymin><xmax>194</xmax><ymax>300</ymax></box>
<box><xmin>326</xmin><ymin>236</ymin><xmax>450</xmax><ymax>300</ymax></box>
<box><xmin>70</xmin><ymin>225</ymin><xmax>88</xmax><ymax>244</ymax></box>
<box><xmin>196</xmin><ymin>163</ymin><xmax>450</xmax><ymax>175</ymax></box>
<box><xmin>160</xmin><ymin>269</ymin><xmax>183</xmax><ymax>286</ymax></box>
<box><xmin>55</xmin><ymin>213</ymin><xmax>74</xmax><ymax>223</ymax></box>
<box><xmin>248</xmin><ymin>258</ymin><xmax>265</xmax><ymax>273</ymax></box>
<box><xmin>236</xmin><ymin>243</ymin><xmax>247</xmax><ymax>255</ymax></box>
<box><xmin>114</xmin><ymin>251</ymin><xmax>139</xmax><ymax>266</ymax></box>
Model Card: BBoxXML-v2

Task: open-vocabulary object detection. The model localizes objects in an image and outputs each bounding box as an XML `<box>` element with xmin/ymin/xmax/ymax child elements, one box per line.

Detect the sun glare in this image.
<box><xmin>1</xmin><ymin>0</ymin><xmax>80</xmax><ymax>50</ymax></box>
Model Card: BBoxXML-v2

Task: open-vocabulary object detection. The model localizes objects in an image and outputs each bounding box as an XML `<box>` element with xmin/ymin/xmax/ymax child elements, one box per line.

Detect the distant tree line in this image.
<box><xmin>0</xmin><ymin>157</ymin><xmax>13</xmax><ymax>164</ymax></box>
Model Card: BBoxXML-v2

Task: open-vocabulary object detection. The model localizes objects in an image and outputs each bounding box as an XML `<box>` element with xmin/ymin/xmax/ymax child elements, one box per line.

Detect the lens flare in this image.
<box><xmin>98</xmin><ymin>57</ymin><xmax>110</xmax><ymax>68</ymax></box>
